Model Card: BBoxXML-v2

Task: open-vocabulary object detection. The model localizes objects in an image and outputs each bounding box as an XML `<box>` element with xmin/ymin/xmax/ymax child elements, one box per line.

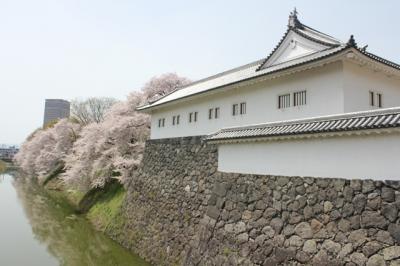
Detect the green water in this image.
<box><xmin>0</xmin><ymin>173</ymin><xmax>149</xmax><ymax>266</ymax></box>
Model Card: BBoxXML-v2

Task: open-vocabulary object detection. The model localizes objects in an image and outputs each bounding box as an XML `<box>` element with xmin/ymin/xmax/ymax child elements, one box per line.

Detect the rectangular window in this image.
<box><xmin>189</xmin><ymin>112</ymin><xmax>193</xmax><ymax>123</ymax></box>
<box><xmin>232</xmin><ymin>104</ymin><xmax>239</xmax><ymax>116</ymax></box>
<box><xmin>377</xmin><ymin>93</ymin><xmax>383</xmax><ymax>108</ymax></box>
<box><xmin>208</xmin><ymin>108</ymin><xmax>213</xmax><ymax>119</ymax></box>
<box><xmin>370</xmin><ymin>91</ymin><xmax>375</xmax><ymax>106</ymax></box>
<box><xmin>158</xmin><ymin>118</ymin><xmax>165</xmax><ymax>128</ymax></box>
<box><xmin>278</xmin><ymin>94</ymin><xmax>290</xmax><ymax>109</ymax></box>
<box><xmin>293</xmin><ymin>90</ymin><xmax>306</xmax><ymax>106</ymax></box>
<box><xmin>194</xmin><ymin>111</ymin><xmax>198</xmax><ymax>122</ymax></box>
<box><xmin>172</xmin><ymin>115</ymin><xmax>180</xmax><ymax>125</ymax></box>
<box><xmin>240</xmin><ymin>102</ymin><xmax>246</xmax><ymax>114</ymax></box>
<box><xmin>215</xmin><ymin>107</ymin><xmax>220</xmax><ymax>119</ymax></box>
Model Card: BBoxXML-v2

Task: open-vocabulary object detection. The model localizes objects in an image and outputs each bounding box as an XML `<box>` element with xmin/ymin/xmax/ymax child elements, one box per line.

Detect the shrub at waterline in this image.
<box><xmin>0</xmin><ymin>160</ymin><xmax>6</xmax><ymax>173</ymax></box>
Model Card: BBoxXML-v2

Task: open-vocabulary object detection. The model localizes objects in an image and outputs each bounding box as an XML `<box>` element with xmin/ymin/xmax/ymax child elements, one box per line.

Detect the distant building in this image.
<box><xmin>0</xmin><ymin>146</ymin><xmax>19</xmax><ymax>161</ymax></box>
<box><xmin>43</xmin><ymin>99</ymin><xmax>70</xmax><ymax>127</ymax></box>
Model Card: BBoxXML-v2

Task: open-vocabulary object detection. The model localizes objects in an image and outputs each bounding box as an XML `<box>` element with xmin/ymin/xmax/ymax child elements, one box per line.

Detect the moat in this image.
<box><xmin>0</xmin><ymin>173</ymin><xmax>148</xmax><ymax>266</ymax></box>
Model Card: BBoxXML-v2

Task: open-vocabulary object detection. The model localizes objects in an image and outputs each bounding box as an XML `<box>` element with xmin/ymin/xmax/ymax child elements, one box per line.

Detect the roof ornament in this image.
<box><xmin>288</xmin><ymin>8</ymin><xmax>304</xmax><ymax>29</ymax></box>
<box><xmin>346</xmin><ymin>35</ymin><xmax>358</xmax><ymax>48</ymax></box>
<box><xmin>361</xmin><ymin>45</ymin><xmax>368</xmax><ymax>52</ymax></box>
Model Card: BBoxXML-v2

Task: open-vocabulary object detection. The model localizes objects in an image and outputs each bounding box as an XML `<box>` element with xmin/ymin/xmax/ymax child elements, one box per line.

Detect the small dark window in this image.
<box><xmin>158</xmin><ymin>118</ymin><xmax>165</xmax><ymax>128</ymax></box>
<box><xmin>370</xmin><ymin>91</ymin><xmax>375</xmax><ymax>106</ymax></box>
<box><xmin>232</xmin><ymin>104</ymin><xmax>239</xmax><ymax>116</ymax></box>
<box><xmin>293</xmin><ymin>90</ymin><xmax>306</xmax><ymax>106</ymax></box>
<box><xmin>194</xmin><ymin>112</ymin><xmax>198</xmax><ymax>122</ymax></box>
<box><xmin>278</xmin><ymin>94</ymin><xmax>290</xmax><ymax>109</ymax></box>
<box><xmin>208</xmin><ymin>108</ymin><xmax>213</xmax><ymax>119</ymax></box>
<box><xmin>377</xmin><ymin>93</ymin><xmax>383</xmax><ymax>108</ymax></box>
<box><xmin>215</xmin><ymin>107</ymin><xmax>220</xmax><ymax>119</ymax></box>
<box><xmin>172</xmin><ymin>115</ymin><xmax>180</xmax><ymax>125</ymax></box>
<box><xmin>189</xmin><ymin>112</ymin><xmax>193</xmax><ymax>123</ymax></box>
<box><xmin>240</xmin><ymin>102</ymin><xmax>246</xmax><ymax>114</ymax></box>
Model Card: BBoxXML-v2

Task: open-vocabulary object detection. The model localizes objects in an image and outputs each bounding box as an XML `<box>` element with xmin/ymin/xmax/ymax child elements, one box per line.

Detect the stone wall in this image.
<box><xmin>122</xmin><ymin>136</ymin><xmax>400</xmax><ymax>266</ymax></box>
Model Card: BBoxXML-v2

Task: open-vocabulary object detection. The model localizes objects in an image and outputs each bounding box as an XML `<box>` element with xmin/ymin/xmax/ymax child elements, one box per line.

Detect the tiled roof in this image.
<box><xmin>207</xmin><ymin>107</ymin><xmax>400</xmax><ymax>142</ymax></box>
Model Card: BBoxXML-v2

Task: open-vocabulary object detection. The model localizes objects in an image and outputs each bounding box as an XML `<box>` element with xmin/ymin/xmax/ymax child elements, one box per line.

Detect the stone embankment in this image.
<box><xmin>122</xmin><ymin>136</ymin><xmax>400</xmax><ymax>265</ymax></box>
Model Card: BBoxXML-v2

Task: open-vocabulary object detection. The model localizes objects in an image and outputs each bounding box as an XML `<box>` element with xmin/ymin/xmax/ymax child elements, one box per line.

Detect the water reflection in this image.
<box><xmin>8</xmin><ymin>175</ymin><xmax>148</xmax><ymax>266</ymax></box>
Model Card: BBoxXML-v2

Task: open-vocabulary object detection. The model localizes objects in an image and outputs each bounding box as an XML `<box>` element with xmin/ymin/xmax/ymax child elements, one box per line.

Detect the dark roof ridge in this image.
<box><xmin>357</xmin><ymin>48</ymin><xmax>400</xmax><ymax>70</ymax></box>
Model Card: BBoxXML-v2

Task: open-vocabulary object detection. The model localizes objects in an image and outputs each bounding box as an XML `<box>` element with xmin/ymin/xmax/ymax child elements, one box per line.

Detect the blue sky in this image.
<box><xmin>1</xmin><ymin>0</ymin><xmax>399</xmax><ymax>144</ymax></box>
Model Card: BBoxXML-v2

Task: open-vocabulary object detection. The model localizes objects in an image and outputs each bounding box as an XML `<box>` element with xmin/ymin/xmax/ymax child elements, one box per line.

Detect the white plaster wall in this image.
<box><xmin>343</xmin><ymin>61</ymin><xmax>400</xmax><ymax>112</ymax></box>
<box><xmin>217</xmin><ymin>133</ymin><xmax>400</xmax><ymax>181</ymax></box>
<box><xmin>150</xmin><ymin>62</ymin><xmax>344</xmax><ymax>139</ymax></box>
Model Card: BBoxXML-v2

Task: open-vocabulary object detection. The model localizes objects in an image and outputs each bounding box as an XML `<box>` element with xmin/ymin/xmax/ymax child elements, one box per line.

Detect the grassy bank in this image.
<box><xmin>87</xmin><ymin>184</ymin><xmax>126</xmax><ymax>231</ymax></box>
<box><xmin>44</xmin><ymin>172</ymin><xmax>127</xmax><ymax>236</ymax></box>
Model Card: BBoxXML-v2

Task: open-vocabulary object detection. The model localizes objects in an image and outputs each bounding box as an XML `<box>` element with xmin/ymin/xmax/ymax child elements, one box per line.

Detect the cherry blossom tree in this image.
<box><xmin>15</xmin><ymin>119</ymin><xmax>81</xmax><ymax>180</ymax></box>
<box><xmin>16</xmin><ymin>73</ymin><xmax>190</xmax><ymax>190</ymax></box>
<box><xmin>62</xmin><ymin>92</ymin><xmax>150</xmax><ymax>190</ymax></box>
<box><xmin>142</xmin><ymin>73</ymin><xmax>191</xmax><ymax>103</ymax></box>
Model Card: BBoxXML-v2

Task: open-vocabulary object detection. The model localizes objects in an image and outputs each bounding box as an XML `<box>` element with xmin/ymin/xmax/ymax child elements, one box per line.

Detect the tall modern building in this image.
<box><xmin>43</xmin><ymin>99</ymin><xmax>70</xmax><ymax>127</ymax></box>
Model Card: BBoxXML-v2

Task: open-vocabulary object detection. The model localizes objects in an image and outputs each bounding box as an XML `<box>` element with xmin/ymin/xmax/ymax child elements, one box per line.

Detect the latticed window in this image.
<box><xmin>240</xmin><ymin>102</ymin><xmax>246</xmax><ymax>114</ymax></box>
<box><xmin>232</xmin><ymin>104</ymin><xmax>239</xmax><ymax>116</ymax></box>
<box><xmin>278</xmin><ymin>94</ymin><xmax>290</xmax><ymax>109</ymax></box>
<box><xmin>293</xmin><ymin>90</ymin><xmax>306</xmax><ymax>106</ymax></box>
